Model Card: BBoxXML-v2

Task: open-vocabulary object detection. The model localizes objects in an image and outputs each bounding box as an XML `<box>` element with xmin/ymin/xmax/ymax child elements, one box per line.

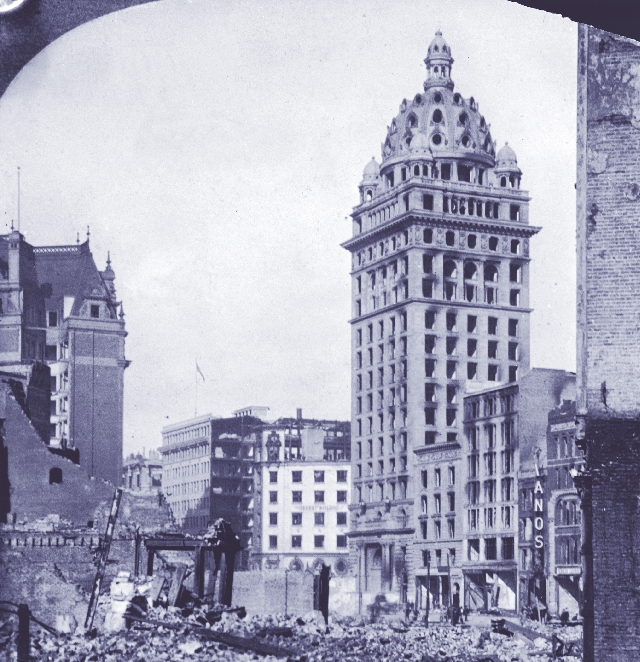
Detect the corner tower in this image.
<box><xmin>343</xmin><ymin>32</ymin><xmax>540</xmax><ymax>610</ymax></box>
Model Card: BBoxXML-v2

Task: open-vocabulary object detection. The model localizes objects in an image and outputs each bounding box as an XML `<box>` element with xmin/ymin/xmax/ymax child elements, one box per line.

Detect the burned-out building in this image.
<box><xmin>462</xmin><ymin>369</ymin><xmax>574</xmax><ymax>614</ymax></box>
<box><xmin>251</xmin><ymin>416</ymin><xmax>350</xmax><ymax>573</ymax></box>
<box><xmin>545</xmin><ymin>400</ymin><xmax>583</xmax><ymax>618</ymax></box>
<box><xmin>343</xmin><ymin>31</ymin><xmax>539</xmax><ymax>612</ymax></box>
<box><xmin>122</xmin><ymin>449</ymin><xmax>162</xmax><ymax>492</ymax></box>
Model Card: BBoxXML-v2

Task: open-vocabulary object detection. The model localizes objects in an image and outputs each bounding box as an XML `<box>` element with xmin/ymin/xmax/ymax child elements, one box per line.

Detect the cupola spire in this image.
<box><xmin>423</xmin><ymin>30</ymin><xmax>454</xmax><ymax>91</ymax></box>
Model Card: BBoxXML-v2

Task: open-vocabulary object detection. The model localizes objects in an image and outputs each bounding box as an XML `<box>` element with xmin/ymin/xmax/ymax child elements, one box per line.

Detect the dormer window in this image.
<box><xmin>48</xmin><ymin>312</ymin><xmax>58</xmax><ymax>327</ymax></box>
<box><xmin>90</xmin><ymin>305</ymin><xmax>100</xmax><ymax>319</ymax></box>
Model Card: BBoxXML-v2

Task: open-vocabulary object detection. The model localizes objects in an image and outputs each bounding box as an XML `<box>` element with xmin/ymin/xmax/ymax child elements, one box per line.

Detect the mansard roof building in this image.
<box><xmin>343</xmin><ymin>32</ymin><xmax>540</xmax><ymax>610</ymax></box>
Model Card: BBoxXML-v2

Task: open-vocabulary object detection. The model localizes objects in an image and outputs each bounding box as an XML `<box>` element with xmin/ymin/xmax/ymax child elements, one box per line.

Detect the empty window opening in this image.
<box><xmin>446</xmin><ymin>313</ymin><xmax>457</xmax><ymax>331</ymax></box>
<box><xmin>510</xmin><ymin>290</ymin><xmax>520</xmax><ymax>306</ymax></box>
<box><xmin>508</xmin><ymin>319</ymin><xmax>519</xmax><ymax>337</ymax></box>
<box><xmin>441</xmin><ymin>164</ymin><xmax>451</xmax><ymax>180</ymax></box>
<box><xmin>510</xmin><ymin>264</ymin><xmax>521</xmax><ymax>283</ymax></box>
<box><xmin>467</xmin><ymin>362</ymin><xmax>477</xmax><ymax>380</ymax></box>
<box><xmin>425</xmin><ymin>311</ymin><xmax>436</xmax><ymax>329</ymax></box>
<box><xmin>425</xmin><ymin>408</ymin><xmax>436</xmax><ymax>425</ymax></box>
<box><xmin>461</xmin><ymin>135</ymin><xmax>471</xmax><ymax>148</ymax></box>
<box><xmin>49</xmin><ymin>467</ymin><xmax>63</xmax><ymax>484</ymax></box>
<box><xmin>432</xmin><ymin>134</ymin><xmax>443</xmax><ymax>146</ymax></box>
<box><xmin>425</xmin><ymin>383</ymin><xmax>436</xmax><ymax>402</ymax></box>
<box><xmin>457</xmin><ymin>164</ymin><xmax>471</xmax><ymax>182</ymax></box>
<box><xmin>500</xmin><ymin>176</ymin><xmax>507</xmax><ymax>187</ymax></box>
<box><xmin>467</xmin><ymin>234</ymin><xmax>477</xmax><ymax>249</ymax></box>
<box><xmin>90</xmin><ymin>304</ymin><xmax>100</xmax><ymax>319</ymax></box>
<box><xmin>423</xmin><ymin>228</ymin><xmax>433</xmax><ymax>243</ymax></box>
<box><xmin>48</xmin><ymin>312</ymin><xmax>58</xmax><ymax>327</ymax></box>
<box><xmin>444</xmin><ymin>260</ymin><xmax>457</xmax><ymax>278</ymax></box>
<box><xmin>488</xmin><ymin>237</ymin><xmax>499</xmax><ymax>251</ymax></box>
<box><xmin>425</xmin><ymin>359</ymin><xmax>436</xmax><ymax>377</ymax></box>
<box><xmin>414</xmin><ymin>165</ymin><xmax>421</xmax><ymax>176</ymax></box>
<box><xmin>401</xmin><ymin>167</ymin><xmax>407</xmax><ymax>182</ymax></box>
<box><xmin>434</xmin><ymin>92</ymin><xmax>443</xmax><ymax>103</ymax></box>
<box><xmin>511</xmin><ymin>239</ymin><xmax>521</xmax><ymax>254</ymax></box>
<box><xmin>446</xmin><ymin>337</ymin><xmax>457</xmax><ymax>355</ymax></box>
<box><xmin>484</xmin><ymin>264</ymin><xmax>498</xmax><ymax>282</ymax></box>
<box><xmin>467</xmin><ymin>315</ymin><xmax>477</xmax><ymax>333</ymax></box>
<box><xmin>422</xmin><ymin>279</ymin><xmax>433</xmax><ymax>298</ymax></box>
<box><xmin>488</xmin><ymin>340</ymin><xmax>498</xmax><ymax>359</ymax></box>
<box><xmin>446</xmin><ymin>409</ymin><xmax>457</xmax><ymax>426</ymax></box>
<box><xmin>509</xmin><ymin>366</ymin><xmax>518</xmax><ymax>383</ymax></box>
<box><xmin>488</xmin><ymin>365</ymin><xmax>499</xmax><ymax>381</ymax></box>
<box><xmin>386</xmin><ymin>172</ymin><xmax>394</xmax><ymax>187</ymax></box>
<box><xmin>446</xmin><ymin>361</ymin><xmax>457</xmax><ymax>379</ymax></box>
<box><xmin>423</xmin><ymin>194</ymin><xmax>434</xmax><ymax>211</ymax></box>
<box><xmin>447</xmin><ymin>386</ymin><xmax>457</xmax><ymax>404</ymax></box>
<box><xmin>464</xmin><ymin>262</ymin><xmax>477</xmax><ymax>280</ymax></box>
<box><xmin>432</xmin><ymin>109</ymin><xmax>443</xmax><ymax>123</ymax></box>
<box><xmin>488</xmin><ymin>317</ymin><xmax>498</xmax><ymax>335</ymax></box>
<box><xmin>508</xmin><ymin>342</ymin><xmax>518</xmax><ymax>361</ymax></box>
<box><xmin>510</xmin><ymin>205</ymin><xmax>521</xmax><ymax>221</ymax></box>
<box><xmin>425</xmin><ymin>431</ymin><xmax>436</xmax><ymax>445</ymax></box>
<box><xmin>467</xmin><ymin>339</ymin><xmax>477</xmax><ymax>357</ymax></box>
<box><xmin>423</xmin><ymin>255</ymin><xmax>433</xmax><ymax>274</ymax></box>
<box><xmin>408</xmin><ymin>114</ymin><xmax>418</xmax><ymax>128</ymax></box>
<box><xmin>425</xmin><ymin>335</ymin><xmax>436</xmax><ymax>354</ymax></box>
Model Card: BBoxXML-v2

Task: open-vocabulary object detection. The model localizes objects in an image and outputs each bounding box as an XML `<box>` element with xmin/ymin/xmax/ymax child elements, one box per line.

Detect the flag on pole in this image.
<box><xmin>196</xmin><ymin>360</ymin><xmax>205</xmax><ymax>382</ymax></box>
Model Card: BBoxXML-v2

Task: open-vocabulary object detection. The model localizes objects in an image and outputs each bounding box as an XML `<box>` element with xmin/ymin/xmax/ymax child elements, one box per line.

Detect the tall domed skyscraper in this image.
<box><xmin>343</xmin><ymin>32</ymin><xmax>539</xmax><ymax>608</ymax></box>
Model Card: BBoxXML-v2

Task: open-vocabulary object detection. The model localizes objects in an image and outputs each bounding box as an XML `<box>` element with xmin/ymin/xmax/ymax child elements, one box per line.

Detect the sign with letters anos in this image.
<box><xmin>533</xmin><ymin>476</ymin><xmax>545</xmax><ymax>567</ymax></box>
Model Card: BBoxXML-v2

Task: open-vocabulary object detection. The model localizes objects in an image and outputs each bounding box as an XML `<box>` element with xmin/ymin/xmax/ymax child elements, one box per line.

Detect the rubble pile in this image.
<box><xmin>0</xmin><ymin>605</ymin><xmax>583</xmax><ymax>662</ymax></box>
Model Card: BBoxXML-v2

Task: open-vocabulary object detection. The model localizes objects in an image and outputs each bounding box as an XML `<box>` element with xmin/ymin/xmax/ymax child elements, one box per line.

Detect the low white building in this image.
<box><xmin>252</xmin><ymin>417</ymin><xmax>351</xmax><ymax>575</ymax></box>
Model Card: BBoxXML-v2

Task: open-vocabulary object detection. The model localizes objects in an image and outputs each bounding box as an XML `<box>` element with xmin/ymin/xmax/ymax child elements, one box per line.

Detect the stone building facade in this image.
<box><xmin>343</xmin><ymin>32</ymin><xmax>539</xmax><ymax>611</ymax></box>
<box><xmin>251</xmin><ymin>419</ymin><xmax>350</xmax><ymax>574</ymax></box>
<box><xmin>0</xmin><ymin>230</ymin><xmax>128</xmax><ymax>486</ymax></box>
<box><xmin>122</xmin><ymin>450</ymin><xmax>162</xmax><ymax>492</ymax></box>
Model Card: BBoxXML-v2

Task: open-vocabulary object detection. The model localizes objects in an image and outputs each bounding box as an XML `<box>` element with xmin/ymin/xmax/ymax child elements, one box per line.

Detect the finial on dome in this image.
<box><xmin>424</xmin><ymin>31</ymin><xmax>454</xmax><ymax>92</ymax></box>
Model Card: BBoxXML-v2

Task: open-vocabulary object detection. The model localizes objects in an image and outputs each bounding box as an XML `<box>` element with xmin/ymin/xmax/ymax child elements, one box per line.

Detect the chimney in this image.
<box><xmin>296</xmin><ymin>408</ymin><xmax>302</xmax><ymax>420</ymax></box>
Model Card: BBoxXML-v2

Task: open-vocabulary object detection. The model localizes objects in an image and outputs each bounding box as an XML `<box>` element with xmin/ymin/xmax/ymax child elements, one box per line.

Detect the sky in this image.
<box><xmin>0</xmin><ymin>0</ymin><xmax>578</xmax><ymax>455</ymax></box>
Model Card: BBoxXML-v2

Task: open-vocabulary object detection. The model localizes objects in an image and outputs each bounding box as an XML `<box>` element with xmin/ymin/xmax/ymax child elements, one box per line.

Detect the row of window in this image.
<box><xmin>468</xmin><ymin>536</ymin><xmax>515</xmax><ymax>561</ymax></box>
<box><xmin>420</xmin><ymin>466</ymin><xmax>455</xmax><ymax>489</ymax></box>
<box><xmin>355</xmin><ymin>480</ymin><xmax>408</xmax><ymax>502</ymax></box>
<box><xmin>169</xmin><ymin>498</ymin><xmax>210</xmax><ymax>513</ymax></box>
<box><xmin>165</xmin><ymin>479</ymin><xmax>209</xmax><ymax>496</ymax></box>
<box><xmin>548</xmin><ymin>433</ymin><xmax>579</xmax><ymax>460</ymax></box>
<box><xmin>467</xmin><ymin>478</ymin><xmax>515</xmax><ymax>503</ymax></box>
<box><xmin>268</xmin><ymin>512</ymin><xmax>347</xmax><ymax>526</ymax></box>
<box><xmin>268</xmin><ymin>469</ymin><xmax>348</xmax><ymax>484</ymax></box>
<box><xmin>420</xmin><ymin>491</ymin><xmax>456</xmax><ymax>514</ymax></box>
<box><xmin>356</xmin><ymin>433</ymin><xmax>407</xmax><ymax>458</ymax></box>
<box><xmin>421</xmin><ymin>548</ymin><xmax>457</xmax><ymax>567</ymax></box>
<box><xmin>466</xmin><ymin>393</ymin><xmax>517</xmax><ymax>420</ymax></box>
<box><xmin>165</xmin><ymin>462</ymin><xmax>210</xmax><ymax>481</ymax></box>
<box><xmin>467</xmin><ymin>506</ymin><xmax>514</xmax><ymax>531</ymax></box>
<box><xmin>268</xmin><ymin>490</ymin><xmax>347</xmax><ymax>504</ymax></box>
<box><xmin>356</xmin><ymin>456</ymin><xmax>408</xmax><ymax>477</ymax></box>
<box><xmin>419</xmin><ymin>517</ymin><xmax>456</xmax><ymax>540</ymax></box>
<box><xmin>268</xmin><ymin>535</ymin><xmax>347</xmax><ymax>549</ymax></box>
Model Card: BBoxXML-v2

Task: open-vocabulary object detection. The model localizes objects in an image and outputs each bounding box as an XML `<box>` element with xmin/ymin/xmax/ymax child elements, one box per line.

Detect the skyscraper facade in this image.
<box><xmin>343</xmin><ymin>32</ymin><xmax>539</xmax><ymax>609</ymax></box>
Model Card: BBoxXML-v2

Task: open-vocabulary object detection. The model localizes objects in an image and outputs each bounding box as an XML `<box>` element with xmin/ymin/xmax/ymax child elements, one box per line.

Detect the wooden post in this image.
<box><xmin>134</xmin><ymin>528</ymin><xmax>141</xmax><ymax>576</ymax></box>
<box><xmin>17</xmin><ymin>604</ymin><xmax>29</xmax><ymax>662</ymax></box>
<box><xmin>147</xmin><ymin>549</ymin><xmax>154</xmax><ymax>576</ymax></box>
<box><xmin>220</xmin><ymin>550</ymin><xmax>236</xmax><ymax>607</ymax></box>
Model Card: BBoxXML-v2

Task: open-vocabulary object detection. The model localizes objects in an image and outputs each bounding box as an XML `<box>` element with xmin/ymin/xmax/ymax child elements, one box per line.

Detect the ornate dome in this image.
<box><xmin>496</xmin><ymin>142</ymin><xmax>518</xmax><ymax>169</ymax></box>
<box><xmin>380</xmin><ymin>33</ymin><xmax>495</xmax><ymax>168</ymax></box>
<box><xmin>362</xmin><ymin>157</ymin><xmax>380</xmax><ymax>182</ymax></box>
<box><xmin>410</xmin><ymin>131</ymin><xmax>432</xmax><ymax>154</ymax></box>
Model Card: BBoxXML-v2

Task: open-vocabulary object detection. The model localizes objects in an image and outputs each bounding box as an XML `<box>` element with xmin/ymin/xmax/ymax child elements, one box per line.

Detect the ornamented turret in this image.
<box><xmin>102</xmin><ymin>252</ymin><xmax>117</xmax><ymax>299</ymax></box>
<box><xmin>423</xmin><ymin>30</ymin><xmax>454</xmax><ymax>91</ymax></box>
<box><xmin>359</xmin><ymin>157</ymin><xmax>381</xmax><ymax>204</ymax></box>
<box><xmin>495</xmin><ymin>142</ymin><xmax>522</xmax><ymax>189</ymax></box>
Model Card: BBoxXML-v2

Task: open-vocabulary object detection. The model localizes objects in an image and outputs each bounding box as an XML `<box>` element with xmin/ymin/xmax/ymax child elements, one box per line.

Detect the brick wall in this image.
<box><xmin>577</xmin><ymin>25</ymin><xmax>640</xmax><ymax>662</ymax></box>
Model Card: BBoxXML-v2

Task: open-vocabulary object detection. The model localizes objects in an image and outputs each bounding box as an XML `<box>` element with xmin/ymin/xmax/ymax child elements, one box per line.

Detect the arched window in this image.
<box><xmin>484</xmin><ymin>264</ymin><xmax>499</xmax><ymax>282</ymax></box>
<box><xmin>49</xmin><ymin>467</ymin><xmax>62</xmax><ymax>484</ymax></box>
<box><xmin>444</xmin><ymin>259</ymin><xmax>457</xmax><ymax>278</ymax></box>
<box><xmin>408</xmin><ymin>113</ymin><xmax>418</xmax><ymax>128</ymax></box>
<box><xmin>434</xmin><ymin>93</ymin><xmax>443</xmax><ymax>104</ymax></box>
<box><xmin>414</xmin><ymin>165</ymin><xmax>420</xmax><ymax>176</ymax></box>
<box><xmin>464</xmin><ymin>262</ymin><xmax>478</xmax><ymax>280</ymax></box>
<box><xmin>500</xmin><ymin>177</ymin><xmax>507</xmax><ymax>187</ymax></box>
<box><xmin>432</xmin><ymin>109</ymin><xmax>443</xmax><ymax>123</ymax></box>
<box><xmin>459</xmin><ymin>112</ymin><xmax>468</xmax><ymax>125</ymax></box>
<box><xmin>366</xmin><ymin>190</ymin><xmax>372</xmax><ymax>201</ymax></box>
<box><xmin>453</xmin><ymin>93</ymin><xmax>461</xmax><ymax>104</ymax></box>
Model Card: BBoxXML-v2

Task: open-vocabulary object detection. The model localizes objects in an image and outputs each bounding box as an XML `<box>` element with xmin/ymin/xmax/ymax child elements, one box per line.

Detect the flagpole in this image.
<box><xmin>195</xmin><ymin>357</ymin><xmax>198</xmax><ymax>417</ymax></box>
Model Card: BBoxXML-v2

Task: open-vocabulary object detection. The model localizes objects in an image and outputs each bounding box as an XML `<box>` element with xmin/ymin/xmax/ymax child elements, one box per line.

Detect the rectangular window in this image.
<box><xmin>269</xmin><ymin>491</ymin><xmax>278</xmax><ymax>504</ymax></box>
<box><xmin>90</xmin><ymin>304</ymin><xmax>100</xmax><ymax>319</ymax></box>
<box><xmin>292</xmin><ymin>491</ymin><xmax>302</xmax><ymax>503</ymax></box>
<box><xmin>337</xmin><ymin>535</ymin><xmax>347</xmax><ymax>548</ymax></box>
<box><xmin>508</xmin><ymin>342</ymin><xmax>519</xmax><ymax>361</ymax></box>
<box><xmin>425</xmin><ymin>310</ymin><xmax>436</xmax><ymax>329</ymax></box>
<box><xmin>291</xmin><ymin>535</ymin><xmax>302</xmax><ymax>548</ymax></box>
<box><xmin>448</xmin><ymin>519</ymin><xmax>456</xmax><ymax>538</ymax></box>
<box><xmin>423</xmin><ymin>194</ymin><xmax>434</xmax><ymax>210</ymax></box>
<box><xmin>468</xmin><ymin>539</ymin><xmax>480</xmax><ymax>561</ymax></box>
<box><xmin>508</xmin><ymin>319</ymin><xmax>519</xmax><ymax>337</ymax></box>
<box><xmin>510</xmin><ymin>290</ymin><xmax>520</xmax><ymax>306</ymax></box>
<box><xmin>314</xmin><ymin>512</ymin><xmax>325</xmax><ymax>526</ymax></box>
<box><xmin>467</xmin><ymin>362</ymin><xmax>477</xmax><ymax>380</ymax></box>
<box><xmin>421</xmin><ymin>470</ymin><xmax>428</xmax><ymax>488</ymax></box>
<box><xmin>314</xmin><ymin>535</ymin><xmax>325</xmax><ymax>549</ymax></box>
<box><xmin>488</xmin><ymin>317</ymin><xmax>498</xmax><ymax>335</ymax></box>
<box><xmin>314</xmin><ymin>491</ymin><xmax>325</xmax><ymax>503</ymax></box>
<box><xmin>422</xmin><ymin>279</ymin><xmax>433</xmax><ymax>298</ymax></box>
<box><xmin>485</xmin><ymin>538</ymin><xmax>497</xmax><ymax>560</ymax></box>
<box><xmin>425</xmin><ymin>431</ymin><xmax>436</xmax><ymax>445</ymax></box>
<box><xmin>510</xmin><ymin>205</ymin><xmax>520</xmax><ymax>221</ymax></box>
<box><xmin>441</xmin><ymin>163</ymin><xmax>451</xmax><ymax>180</ymax></box>
<box><xmin>446</xmin><ymin>408</ymin><xmax>457</xmax><ymax>426</ymax></box>
<box><xmin>446</xmin><ymin>312</ymin><xmax>457</xmax><ymax>331</ymax></box>
<box><xmin>467</xmin><ymin>339</ymin><xmax>477</xmax><ymax>358</ymax></box>
<box><xmin>269</xmin><ymin>471</ymin><xmax>278</xmax><ymax>483</ymax></box>
<box><xmin>292</xmin><ymin>512</ymin><xmax>302</xmax><ymax>525</ymax></box>
<box><xmin>269</xmin><ymin>535</ymin><xmax>278</xmax><ymax>550</ymax></box>
<box><xmin>337</xmin><ymin>490</ymin><xmax>347</xmax><ymax>503</ymax></box>
<box><xmin>488</xmin><ymin>364</ymin><xmax>499</xmax><ymax>381</ymax></box>
<box><xmin>269</xmin><ymin>512</ymin><xmax>278</xmax><ymax>526</ymax></box>
<box><xmin>457</xmin><ymin>164</ymin><xmax>471</xmax><ymax>182</ymax></box>
<box><xmin>292</xmin><ymin>470</ymin><xmax>302</xmax><ymax>483</ymax></box>
<box><xmin>448</xmin><ymin>492</ymin><xmax>455</xmax><ymax>512</ymax></box>
<box><xmin>425</xmin><ymin>359</ymin><xmax>436</xmax><ymax>377</ymax></box>
<box><xmin>425</xmin><ymin>383</ymin><xmax>436</xmax><ymax>402</ymax></box>
<box><xmin>424</xmin><ymin>228</ymin><xmax>433</xmax><ymax>243</ymax></box>
<box><xmin>425</xmin><ymin>335</ymin><xmax>436</xmax><ymax>354</ymax></box>
<box><xmin>337</xmin><ymin>470</ymin><xmax>347</xmax><ymax>483</ymax></box>
<box><xmin>448</xmin><ymin>466</ymin><xmax>455</xmax><ymax>485</ymax></box>
<box><xmin>45</xmin><ymin>345</ymin><xmax>57</xmax><ymax>361</ymax></box>
<box><xmin>446</xmin><ymin>337</ymin><xmax>457</xmax><ymax>355</ymax></box>
<box><xmin>467</xmin><ymin>315</ymin><xmax>477</xmax><ymax>333</ymax></box>
<box><xmin>434</xmin><ymin>520</ymin><xmax>441</xmax><ymax>539</ymax></box>
<box><xmin>337</xmin><ymin>512</ymin><xmax>347</xmax><ymax>525</ymax></box>
<box><xmin>48</xmin><ymin>311</ymin><xmax>58</xmax><ymax>327</ymax></box>
<box><xmin>488</xmin><ymin>340</ymin><xmax>498</xmax><ymax>359</ymax></box>
<box><xmin>425</xmin><ymin>407</ymin><xmax>436</xmax><ymax>425</ymax></box>
<box><xmin>314</xmin><ymin>470</ymin><xmax>325</xmax><ymax>483</ymax></box>
<box><xmin>509</xmin><ymin>365</ymin><xmax>518</xmax><ymax>382</ymax></box>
